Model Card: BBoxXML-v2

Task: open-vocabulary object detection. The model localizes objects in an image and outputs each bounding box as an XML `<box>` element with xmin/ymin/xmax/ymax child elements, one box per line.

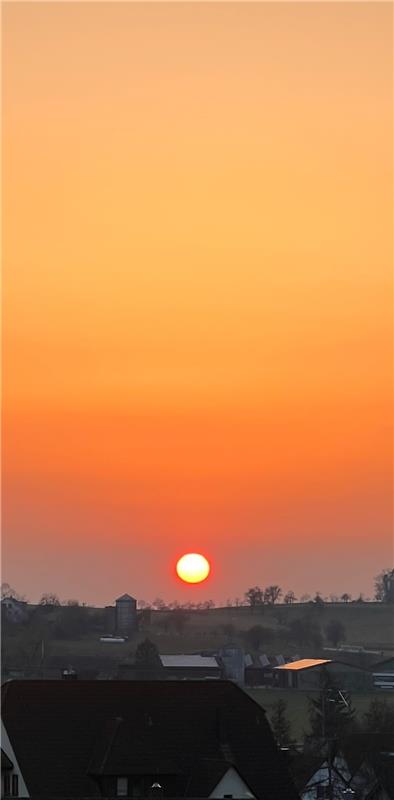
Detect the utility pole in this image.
<box><xmin>320</xmin><ymin>686</ymin><xmax>350</xmax><ymax>800</ymax></box>
<box><xmin>321</xmin><ymin>690</ymin><xmax>333</xmax><ymax>800</ymax></box>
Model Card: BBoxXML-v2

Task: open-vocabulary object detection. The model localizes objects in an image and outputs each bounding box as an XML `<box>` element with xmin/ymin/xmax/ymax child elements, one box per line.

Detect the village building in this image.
<box><xmin>1</xmin><ymin>679</ymin><xmax>300</xmax><ymax>800</ymax></box>
<box><xmin>297</xmin><ymin>751</ymin><xmax>394</xmax><ymax>800</ymax></box>
<box><xmin>115</xmin><ymin>594</ymin><xmax>137</xmax><ymax>634</ymax></box>
<box><xmin>273</xmin><ymin>659</ymin><xmax>373</xmax><ymax>691</ymax></box>
<box><xmin>370</xmin><ymin>657</ymin><xmax>394</xmax><ymax>690</ymax></box>
<box><xmin>1</xmin><ymin>598</ymin><xmax>28</xmax><ymax>624</ymax></box>
<box><xmin>159</xmin><ymin>654</ymin><xmax>222</xmax><ymax>680</ymax></box>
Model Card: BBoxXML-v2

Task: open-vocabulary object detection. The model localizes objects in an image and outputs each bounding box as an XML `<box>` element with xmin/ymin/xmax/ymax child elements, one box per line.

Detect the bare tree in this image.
<box><xmin>325</xmin><ymin>619</ymin><xmax>346</xmax><ymax>647</ymax></box>
<box><xmin>152</xmin><ymin>597</ymin><xmax>167</xmax><ymax>610</ymax></box>
<box><xmin>242</xmin><ymin>625</ymin><xmax>274</xmax><ymax>652</ymax></box>
<box><xmin>244</xmin><ymin>586</ymin><xmax>264</xmax><ymax>607</ymax></box>
<box><xmin>270</xmin><ymin>699</ymin><xmax>292</xmax><ymax>747</ymax></box>
<box><xmin>1</xmin><ymin>583</ymin><xmax>26</xmax><ymax>601</ymax></box>
<box><xmin>374</xmin><ymin>568</ymin><xmax>393</xmax><ymax>602</ymax></box>
<box><xmin>284</xmin><ymin>591</ymin><xmax>297</xmax><ymax>605</ymax></box>
<box><xmin>341</xmin><ymin>593</ymin><xmax>351</xmax><ymax>604</ymax></box>
<box><xmin>264</xmin><ymin>585</ymin><xmax>282</xmax><ymax>605</ymax></box>
<box><xmin>39</xmin><ymin>593</ymin><xmax>60</xmax><ymax>606</ymax></box>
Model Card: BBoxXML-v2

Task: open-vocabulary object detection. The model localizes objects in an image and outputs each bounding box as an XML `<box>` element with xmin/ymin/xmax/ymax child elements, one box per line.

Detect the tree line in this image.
<box><xmin>1</xmin><ymin>567</ymin><xmax>392</xmax><ymax>609</ymax></box>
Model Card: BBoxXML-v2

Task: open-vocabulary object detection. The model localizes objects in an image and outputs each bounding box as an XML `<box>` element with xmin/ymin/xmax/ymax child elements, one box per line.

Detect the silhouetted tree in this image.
<box><xmin>374</xmin><ymin>568</ymin><xmax>393</xmax><ymax>601</ymax></box>
<box><xmin>39</xmin><ymin>593</ymin><xmax>60</xmax><ymax>606</ymax></box>
<box><xmin>363</xmin><ymin>698</ymin><xmax>394</xmax><ymax>738</ymax></box>
<box><xmin>325</xmin><ymin>619</ymin><xmax>346</xmax><ymax>647</ymax></box>
<box><xmin>244</xmin><ymin>586</ymin><xmax>264</xmax><ymax>607</ymax></box>
<box><xmin>287</xmin><ymin>617</ymin><xmax>322</xmax><ymax>649</ymax></box>
<box><xmin>270</xmin><ymin>699</ymin><xmax>292</xmax><ymax>746</ymax></box>
<box><xmin>264</xmin><ymin>585</ymin><xmax>282</xmax><ymax>605</ymax></box>
<box><xmin>284</xmin><ymin>591</ymin><xmax>297</xmax><ymax>605</ymax></box>
<box><xmin>1</xmin><ymin>583</ymin><xmax>26</xmax><ymax>601</ymax></box>
<box><xmin>135</xmin><ymin>638</ymin><xmax>161</xmax><ymax>667</ymax></box>
<box><xmin>152</xmin><ymin>597</ymin><xmax>167</xmax><ymax>610</ymax></box>
<box><xmin>341</xmin><ymin>593</ymin><xmax>351</xmax><ymax>604</ymax></box>
<box><xmin>243</xmin><ymin>625</ymin><xmax>273</xmax><ymax>652</ymax></box>
<box><xmin>306</xmin><ymin>675</ymin><xmax>356</xmax><ymax>751</ymax></box>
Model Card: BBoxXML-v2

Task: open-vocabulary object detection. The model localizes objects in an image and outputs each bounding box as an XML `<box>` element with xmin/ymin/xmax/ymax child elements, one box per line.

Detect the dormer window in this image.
<box><xmin>117</xmin><ymin>777</ymin><xmax>128</xmax><ymax>796</ymax></box>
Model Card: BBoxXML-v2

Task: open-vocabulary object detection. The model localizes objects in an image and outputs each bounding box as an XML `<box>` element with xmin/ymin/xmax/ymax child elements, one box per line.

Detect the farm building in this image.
<box><xmin>244</xmin><ymin>655</ymin><xmax>290</xmax><ymax>687</ymax></box>
<box><xmin>371</xmin><ymin>657</ymin><xmax>394</xmax><ymax>690</ymax></box>
<box><xmin>159</xmin><ymin>654</ymin><xmax>222</xmax><ymax>680</ymax></box>
<box><xmin>218</xmin><ymin>645</ymin><xmax>245</xmax><ymax>684</ymax></box>
<box><xmin>273</xmin><ymin>659</ymin><xmax>373</xmax><ymax>690</ymax></box>
<box><xmin>1</xmin><ymin>597</ymin><xmax>28</xmax><ymax>624</ymax></box>
<box><xmin>115</xmin><ymin>594</ymin><xmax>137</xmax><ymax>633</ymax></box>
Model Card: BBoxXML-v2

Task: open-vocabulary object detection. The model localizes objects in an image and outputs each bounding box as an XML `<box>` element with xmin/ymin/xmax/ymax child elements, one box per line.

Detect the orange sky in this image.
<box><xmin>2</xmin><ymin>2</ymin><xmax>393</xmax><ymax>605</ymax></box>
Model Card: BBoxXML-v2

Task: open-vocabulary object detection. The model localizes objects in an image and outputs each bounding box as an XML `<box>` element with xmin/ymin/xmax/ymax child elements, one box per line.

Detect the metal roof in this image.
<box><xmin>160</xmin><ymin>655</ymin><xmax>219</xmax><ymax>668</ymax></box>
<box><xmin>115</xmin><ymin>594</ymin><xmax>136</xmax><ymax>602</ymax></box>
<box><xmin>274</xmin><ymin>658</ymin><xmax>331</xmax><ymax>671</ymax></box>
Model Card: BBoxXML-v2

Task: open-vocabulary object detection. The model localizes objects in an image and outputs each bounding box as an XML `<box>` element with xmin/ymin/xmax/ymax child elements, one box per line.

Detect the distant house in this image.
<box><xmin>273</xmin><ymin>659</ymin><xmax>373</xmax><ymax>691</ymax></box>
<box><xmin>1</xmin><ymin>598</ymin><xmax>28</xmax><ymax>624</ymax></box>
<box><xmin>159</xmin><ymin>654</ymin><xmax>222</xmax><ymax>680</ymax></box>
<box><xmin>298</xmin><ymin>752</ymin><xmax>394</xmax><ymax>800</ymax></box>
<box><xmin>300</xmin><ymin>753</ymin><xmax>353</xmax><ymax>800</ymax></box>
<box><xmin>1</xmin><ymin>679</ymin><xmax>300</xmax><ymax>800</ymax></box>
<box><xmin>115</xmin><ymin>594</ymin><xmax>137</xmax><ymax>634</ymax></box>
<box><xmin>370</xmin><ymin>658</ymin><xmax>394</xmax><ymax>690</ymax></box>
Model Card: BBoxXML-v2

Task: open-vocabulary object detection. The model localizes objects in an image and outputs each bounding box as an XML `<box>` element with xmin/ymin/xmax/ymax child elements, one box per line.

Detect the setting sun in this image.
<box><xmin>176</xmin><ymin>553</ymin><xmax>210</xmax><ymax>584</ymax></box>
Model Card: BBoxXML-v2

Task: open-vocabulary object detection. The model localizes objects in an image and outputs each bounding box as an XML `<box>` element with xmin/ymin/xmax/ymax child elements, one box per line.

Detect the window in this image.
<box><xmin>11</xmin><ymin>775</ymin><xmax>19</xmax><ymax>797</ymax></box>
<box><xmin>117</xmin><ymin>777</ymin><xmax>128</xmax><ymax>796</ymax></box>
<box><xmin>3</xmin><ymin>775</ymin><xmax>11</xmax><ymax>796</ymax></box>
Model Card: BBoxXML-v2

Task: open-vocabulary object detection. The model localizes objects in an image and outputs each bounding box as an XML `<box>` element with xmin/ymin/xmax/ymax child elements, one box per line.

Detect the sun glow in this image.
<box><xmin>176</xmin><ymin>553</ymin><xmax>210</xmax><ymax>584</ymax></box>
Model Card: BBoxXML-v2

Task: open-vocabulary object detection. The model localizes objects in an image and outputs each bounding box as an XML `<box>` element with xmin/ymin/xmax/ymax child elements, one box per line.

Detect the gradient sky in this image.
<box><xmin>2</xmin><ymin>2</ymin><xmax>393</xmax><ymax>606</ymax></box>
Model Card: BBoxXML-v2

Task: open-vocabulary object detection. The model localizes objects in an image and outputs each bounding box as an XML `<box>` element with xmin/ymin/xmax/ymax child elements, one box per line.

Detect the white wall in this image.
<box><xmin>1</xmin><ymin>720</ymin><xmax>30</xmax><ymax>797</ymax></box>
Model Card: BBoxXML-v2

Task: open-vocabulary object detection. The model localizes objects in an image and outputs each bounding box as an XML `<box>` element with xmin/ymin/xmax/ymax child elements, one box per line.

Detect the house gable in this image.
<box><xmin>210</xmin><ymin>766</ymin><xmax>256</xmax><ymax>798</ymax></box>
<box><xmin>1</xmin><ymin>720</ymin><xmax>30</xmax><ymax>797</ymax></box>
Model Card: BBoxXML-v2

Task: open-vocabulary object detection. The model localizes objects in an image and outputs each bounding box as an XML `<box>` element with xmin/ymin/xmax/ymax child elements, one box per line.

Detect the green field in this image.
<box><xmin>246</xmin><ymin>687</ymin><xmax>394</xmax><ymax>740</ymax></box>
<box><xmin>2</xmin><ymin>601</ymin><xmax>393</xmax><ymax>673</ymax></box>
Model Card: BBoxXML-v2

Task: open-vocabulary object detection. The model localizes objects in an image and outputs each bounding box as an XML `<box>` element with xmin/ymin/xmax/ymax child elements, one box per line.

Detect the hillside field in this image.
<box><xmin>2</xmin><ymin>601</ymin><xmax>393</xmax><ymax>672</ymax></box>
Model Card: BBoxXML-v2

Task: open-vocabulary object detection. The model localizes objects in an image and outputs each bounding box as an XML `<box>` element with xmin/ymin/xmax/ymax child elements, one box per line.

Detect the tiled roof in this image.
<box><xmin>2</xmin><ymin>680</ymin><xmax>299</xmax><ymax>800</ymax></box>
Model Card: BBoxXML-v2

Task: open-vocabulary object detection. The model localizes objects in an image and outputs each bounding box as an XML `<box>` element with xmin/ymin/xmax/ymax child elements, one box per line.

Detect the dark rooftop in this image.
<box><xmin>2</xmin><ymin>680</ymin><xmax>299</xmax><ymax>800</ymax></box>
